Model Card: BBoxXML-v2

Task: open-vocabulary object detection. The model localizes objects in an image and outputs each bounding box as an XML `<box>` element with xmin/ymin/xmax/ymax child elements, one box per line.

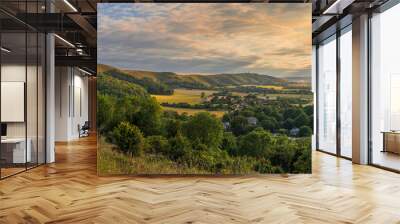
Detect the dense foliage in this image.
<box><xmin>98</xmin><ymin>71</ymin><xmax>312</xmax><ymax>174</ymax></box>
<box><xmin>103</xmin><ymin>70</ymin><xmax>174</xmax><ymax>95</ymax></box>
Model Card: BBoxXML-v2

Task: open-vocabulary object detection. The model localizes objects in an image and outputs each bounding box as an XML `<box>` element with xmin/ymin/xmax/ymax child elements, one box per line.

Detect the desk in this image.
<box><xmin>1</xmin><ymin>138</ymin><xmax>31</xmax><ymax>164</ymax></box>
<box><xmin>382</xmin><ymin>131</ymin><xmax>400</xmax><ymax>154</ymax></box>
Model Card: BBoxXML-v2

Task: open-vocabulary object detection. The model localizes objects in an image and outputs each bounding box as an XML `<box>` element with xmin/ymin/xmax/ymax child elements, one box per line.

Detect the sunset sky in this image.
<box><xmin>98</xmin><ymin>3</ymin><xmax>311</xmax><ymax>80</ymax></box>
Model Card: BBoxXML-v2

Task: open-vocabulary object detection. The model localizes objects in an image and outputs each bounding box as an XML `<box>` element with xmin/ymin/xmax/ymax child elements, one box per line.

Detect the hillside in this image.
<box><xmin>186</xmin><ymin>73</ymin><xmax>287</xmax><ymax>87</ymax></box>
<box><xmin>97</xmin><ymin>72</ymin><xmax>150</xmax><ymax>99</ymax></box>
<box><xmin>98</xmin><ymin>64</ymin><xmax>288</xmax><ymax>89</ymax></box>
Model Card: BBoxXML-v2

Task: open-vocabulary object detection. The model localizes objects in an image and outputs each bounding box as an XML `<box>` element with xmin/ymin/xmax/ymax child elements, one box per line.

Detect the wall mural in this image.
<box><xmin>97</xmin><ymin>3</ymin><xmax>312</xmax><ymax>175</ymax></box>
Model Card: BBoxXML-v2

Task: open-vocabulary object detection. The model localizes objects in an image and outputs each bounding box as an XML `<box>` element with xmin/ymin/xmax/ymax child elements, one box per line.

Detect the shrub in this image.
<box><xmin>230</xmin><ymin>115</ymin><xmax>249</xmax><ymax>136</ymax></box>
<box><xmin>299</xmin><ymin>125</ymin><xmax>312</xmax><ymax>137</ymax></box>
<box><xmin>221</xmin><ymin>132</ymin><xmax>238</xmax><ymax>156</ymax></box>
<box><xmin>145</xmin><ymin>135</ymin><xmax>169</xmax><ymax>155</ymax></box>
<box><xmin>183</xmin><ymin>112</ymin><xmax>224</xmax><ymax>149</ymax></box>
<box><xmin>112</xmin><ymin>121</ymin><xmax>144</xmax><ymax>156</ymax></box>
<box><xmin>238</xmin><ymin>128</ymin><xmax>273</xmax><ymax>158</ymax></box>
<box><xmin>168</xmin><ymin>132</ymin><xmax>191</xmax><ymax>160</ymax></box>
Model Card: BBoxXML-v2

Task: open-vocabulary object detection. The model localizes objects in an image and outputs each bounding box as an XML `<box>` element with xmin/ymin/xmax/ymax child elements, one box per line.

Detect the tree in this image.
<box><xmin>261</xmin><ymin>117</ymin><xmax>278</xmax><ymax>132</ymax></box>
<box><xmin>145</xmin><ymin>135</ymin><xmax>169</xmax><ymax>154</ymax></box>
<box><xmin>168</xmin><ymin>132</ymin><xmax>191</xmax><ymax>160</ymax></box>
<box><xmin>231</xmin><ymin>115</ymin><xmax>249</xmax><ymax>136</ymax></box>
<box><xmin>238</xmin><ymin>128</ymin><xmax>273</xmax><ymax>158</ymax></box>
<box><xmin>293</xmin><ymin>111</ymin><xmax>309</xmax><ymax>128</ymax></box>
<box><xmin>97</xmin><ymin>94</ymin><xmax>116</xmax><ymax>134</ymax></box>
<box><xmin>132</xmin><ymin>97</ymin><xmax>162</xmax><ymax>136</ymax></box>
<box><xmin>183</xmin><ymin>112</ymin><xmax>224</xmax><ymax>149</ymax></box>
<box><xmin>267</xmin><ymin>135</ymin><xmax>295</xmax><ymax>172</ymax></box>
<box><xmin>283</xmin><ymin>108</ymin><xmax>301</xmax><ymax>120</ymax></box>
<box><xmin>292</xmin><ymin>138</ymin><xmax>311</xmax><ymax>173</ymax></box>
<box><xmin>299</xmin><ymin>126</ymin><xmax>312</xmax><ymax>137</ymax></box>
<box><xmin>111</xmin><ymin>122</ymin><xmax>144</xmax><ymax>156</ymax></box>
<box><xmin>283</xmin><ymin>118</ymin><xmax>295</xmax><ymax>130</ymax></box>
<box><xmin>221</xmin><ymin>132</ymin><xmax>238</xmax><ymax>156</ymax></box>
<box><xmin>303</xmin><ymin>105</ymin><xmax>313</xmax><ymax>116</ymax></box>
<box><xmin>201</xmin><ymin>92</ymin><xmax>206</xmax><ymax>100</ymax></box>
<box><xmin>163</xmin><ymin>118</ymin><xmax>182</xmax><ymax>138</ymax></box>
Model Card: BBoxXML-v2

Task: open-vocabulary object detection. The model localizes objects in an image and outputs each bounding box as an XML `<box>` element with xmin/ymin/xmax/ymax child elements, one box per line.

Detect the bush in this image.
<box><xmin>183</xmin><ymin>112</ymin><xmax>224</xmax><ymax>149</ymax></box>
<box><xmin>163</xmin><ymin>118</ymin><xmax>182</xmax><ymax>138</ymax></box>
<box><xmin>299</xmin><ymin>125</ymin><xmax>312</xmax><ymax>137</ymax></box>
<box><xmin>168</xmin><ymin>133</ymin><xmax>192</xmax><ymax>160</ymax></box>
<box><xmin>179</xmin><ymin>149</ymin><xmax>231</xmax><ymax>173</ymax></box>
<box><xmin>238</xmin><ymin>128</ymin><xmax>273</xmax><ymax>158</ymax></box>
<box><xmin>261</xmin><ymin>117</ymin><xmax>278</xmax><ymax>132</ymax></box>
<box><xmin>230</xmin><ymin>115</ymin><xmax>249</xmax><ymax>136</ymax></box>
<box><xmin>112</xmin><ymin>122</ymin><xmax>144</xmax><ymax>156</ymax></box>
<box><xmin>221</xmin><ymin>132</ymin><xmax>238</xmax><ymax>156</ymax></box>
<box><xmin>145</xmin><ymin>135</ymin><xmax>169</xmax><ymax>154</ymax></box>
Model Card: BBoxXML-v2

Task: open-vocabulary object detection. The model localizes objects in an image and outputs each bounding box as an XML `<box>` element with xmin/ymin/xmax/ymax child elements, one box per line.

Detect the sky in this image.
<box><xmin>98</xmin><ymin>3</ymin><xmax>311</xmax><ymax>81</ymax></box>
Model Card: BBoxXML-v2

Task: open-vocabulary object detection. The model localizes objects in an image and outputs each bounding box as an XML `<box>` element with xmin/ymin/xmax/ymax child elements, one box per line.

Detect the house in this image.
<box><xmin>247</xmin><ymin>117</ymin><xmax>258</xmax><ymax>126</ymax></box>
<box><xmin>223</xmin><ymin>122</ymin><xmax>230</xmax><ymax>130</ymax></box>
<box><xmin>290</xmin><ymin>128</ymin><xmax>300</xmax><ymax>136</ymax></box>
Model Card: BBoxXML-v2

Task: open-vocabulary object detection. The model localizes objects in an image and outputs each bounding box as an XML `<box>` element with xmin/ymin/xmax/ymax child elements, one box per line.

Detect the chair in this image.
<box><xmin>79</xmin><ymin>121</ymin><xmax>90</xmax><ymax>138</ymax></box>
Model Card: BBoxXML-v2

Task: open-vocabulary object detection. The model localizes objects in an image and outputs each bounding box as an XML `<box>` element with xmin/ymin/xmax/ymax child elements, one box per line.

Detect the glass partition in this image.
<box><xmin>370</xmin><ymin>3</ymin><xmax>400</xmax><ymax>171</ymax></box>
<box><xmin>0</xmin><ymin>1</ymin><xmax>46</xmax><ymax>179</ymax></box>
<box><xmin>339</xmin><ymin>26</ymin><xmax>352</xmax><ymax>158</ymax></box>
<box><xmin>1</xmin><ymin>31</ymin><xmax>28</xmax><ymax>177</ymax></box>
<box><xmin>317</xmin><ymin>35</ymin><xmax>337</xmax><ymax>154</ymax></box>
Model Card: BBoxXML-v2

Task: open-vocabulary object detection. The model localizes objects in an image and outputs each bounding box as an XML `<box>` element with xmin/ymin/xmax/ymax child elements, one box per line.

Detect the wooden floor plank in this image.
<box><xmin>0</xmin><ymin>136</ymin><xmax>400</xmax><ymax>223</ymax></box>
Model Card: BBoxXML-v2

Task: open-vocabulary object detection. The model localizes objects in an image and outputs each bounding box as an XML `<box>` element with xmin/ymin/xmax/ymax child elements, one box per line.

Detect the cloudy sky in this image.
<box><xmin>98</xmin><ymin>3</ymin><xmax>311</xmax><ymax>80</ymax></box>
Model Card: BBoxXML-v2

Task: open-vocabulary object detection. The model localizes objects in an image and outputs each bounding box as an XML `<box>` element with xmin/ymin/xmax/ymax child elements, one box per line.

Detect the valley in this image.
<box><xmin>97</xmin><ymin>64</ymin><xmax>313</xmax><ymax>174</ymax></box>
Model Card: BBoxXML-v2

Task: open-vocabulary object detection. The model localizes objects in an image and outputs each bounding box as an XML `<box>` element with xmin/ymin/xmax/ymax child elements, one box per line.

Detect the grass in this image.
<box><xmin>97</xmin><ymin>137</ymin><xmax>247</xmax><ymax>175</ymax></box>
<box><xmin>97</xmin><ymin>137</ymin><xmax>201</xmax><ymax>175</ymax></box>
<box><xmin>162</xmin><ymin>106</ymin><xmax>226</xmax><ymax>118</ymax></box>
<box><xmin>152</xmin><ymin>89</ymin><xmax>217</xmax><ymax>105</ymax></box>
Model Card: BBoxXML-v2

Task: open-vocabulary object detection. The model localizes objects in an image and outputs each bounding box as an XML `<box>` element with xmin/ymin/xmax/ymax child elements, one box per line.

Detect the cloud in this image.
<box><xmin>98</xmin><ymin>3</ymin><xmax>311</xmax><ymax>80</ymax></box>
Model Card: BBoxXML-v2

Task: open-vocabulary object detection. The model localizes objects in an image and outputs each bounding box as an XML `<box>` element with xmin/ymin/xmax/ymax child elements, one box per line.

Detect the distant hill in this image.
<box><xmin>98</xmin><ymin>64</ymin><xmax>289</xmax><ymax>90</ymax></box>
<box><xmin>182</xmin><ymin>73</ymin><xmax>287</xmax><ymax>87</ymax></box>
<box><xmin>98</xmin><ymin>64</ymin><xmax>174</xmax><ymax>95</ymax></box>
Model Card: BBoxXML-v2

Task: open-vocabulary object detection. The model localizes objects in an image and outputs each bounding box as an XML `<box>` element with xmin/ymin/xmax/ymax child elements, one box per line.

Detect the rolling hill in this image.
<box><xmin>98</xmin><ymin>64</ymin><xmax>289</xmax><ymax>90</ymax></box>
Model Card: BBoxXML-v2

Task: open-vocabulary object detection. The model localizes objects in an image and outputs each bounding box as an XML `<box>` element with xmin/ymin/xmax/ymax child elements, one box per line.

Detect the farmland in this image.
<box><xmin>241</xmin><ymin>85</ymin><xmax>284</xmax><ymax>90</ymax></box>
<box><xmin>152</xmin><ymin>89</ymin><xmax>217</xmax><ymax>104</ymax></box>
<box><xmin>162</xmin><ymin>106</ymin><xmax>225</xmax><ymax>117</ymax></box>
<box><xmin>97</xmin><ymin>65</ymin><xmax>313</xmax><ymax>175</ymax></box>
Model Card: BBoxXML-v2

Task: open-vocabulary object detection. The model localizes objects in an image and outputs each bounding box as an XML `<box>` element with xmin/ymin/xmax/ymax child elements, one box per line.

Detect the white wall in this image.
<box><xmin>55</xmin><ymin>67</ymin><xmax>89</xmax><ymax>141</ymax></box>
<box><xmin>1</xmin><ymin>63</ymin><xmax>46</xmax><ymax>164</ymax></box>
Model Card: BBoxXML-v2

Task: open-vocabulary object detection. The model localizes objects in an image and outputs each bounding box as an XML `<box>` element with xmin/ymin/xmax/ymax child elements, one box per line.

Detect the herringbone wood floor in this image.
<box><xmin>1</xmin><ymin>136</ymin><xmax>400</xmax><ymax>224</ymax></box>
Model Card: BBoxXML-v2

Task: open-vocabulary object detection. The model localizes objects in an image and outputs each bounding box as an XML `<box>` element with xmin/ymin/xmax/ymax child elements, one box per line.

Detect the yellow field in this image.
<box><xmin>152</xmin><ymin>89</ymin><xmax>217</xmax><ymax>105</ymax></box>
<box><xmin>162</xmin><ymin>106</ymin><xmax>225</xmax><ymax>118</ymax></box>
<box><xmin>256</xmin><ymin>85</ymin><xmax>284</xmax><ymax>90</ymax></box>
<box><xmin>241</xmin><ymin>85</ymin><xmax>284</xmax><ymax>90</ymax></box>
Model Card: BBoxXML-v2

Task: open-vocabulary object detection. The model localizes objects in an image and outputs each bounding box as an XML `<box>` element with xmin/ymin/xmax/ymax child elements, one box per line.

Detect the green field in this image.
<box><xmin>152</xmin><ymin>89</ymin><xmax>217</xmax><ymax>105</ymax></box>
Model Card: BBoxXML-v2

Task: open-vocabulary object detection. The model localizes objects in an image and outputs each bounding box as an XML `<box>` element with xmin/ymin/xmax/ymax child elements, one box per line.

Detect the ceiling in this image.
<box><xmin>2</xmin><ymin>0</ymin><xmax>392</xmax><ymax>73</ymax></box>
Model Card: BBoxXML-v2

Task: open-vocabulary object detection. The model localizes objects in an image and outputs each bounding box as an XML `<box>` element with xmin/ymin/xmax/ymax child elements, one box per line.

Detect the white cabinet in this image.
<box><xmin>1</xmin><ymin>138</ymin><xmax>32</xmax><ymax>163</ymax></box>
